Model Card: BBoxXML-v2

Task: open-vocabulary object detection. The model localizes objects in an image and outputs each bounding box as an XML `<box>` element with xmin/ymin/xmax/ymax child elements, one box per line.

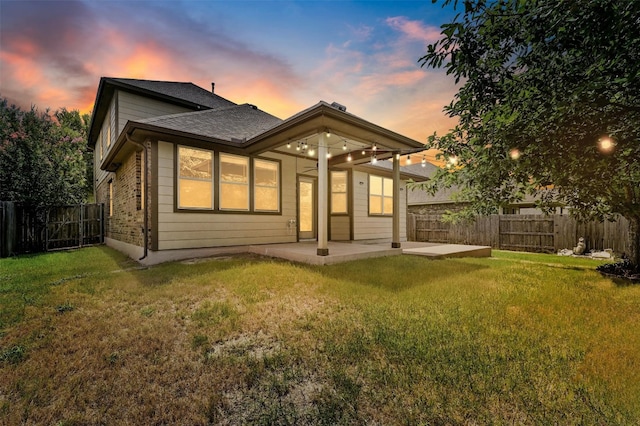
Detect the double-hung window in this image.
<box><xmin>331</xmin><ymin>171</ymin><xmax>348</xmax><ymax>214</ymax></box>
<box><xmin>369</xmin><ymin>175</ymin><xmax>393</xmax><ymax>215</ymax></box>
<box><xmin>254</xmin><ymin>159</ymin><xmax>279</xmax><ymax>212</ymax></box>
<box><xmin>220</xmin><ymin>153</ymin><xmax>249</xmax><ymax>210</ymax></box>
<box><xmin>178</xmin><ymin>146</ymin><xmax>214</xmax><ymax>209</ymax></box>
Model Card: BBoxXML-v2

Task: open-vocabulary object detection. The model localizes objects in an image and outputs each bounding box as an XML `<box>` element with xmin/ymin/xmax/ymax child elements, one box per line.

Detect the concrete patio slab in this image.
<box><xmin>248</xmin><ymin>241</ymin><xmax>402</xmax><ymax>265</ymax></box>
<box><xmin>403</xmin><ymin>243</ymin><xmax>491</xmax><ymax>259</ymax></box>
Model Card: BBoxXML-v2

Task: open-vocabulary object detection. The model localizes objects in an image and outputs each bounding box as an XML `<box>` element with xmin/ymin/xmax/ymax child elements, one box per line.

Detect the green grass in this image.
<box><xmin>1</xmin><ymin>247</ymin><xmax>639</xmax><ymax>424</ymax></box>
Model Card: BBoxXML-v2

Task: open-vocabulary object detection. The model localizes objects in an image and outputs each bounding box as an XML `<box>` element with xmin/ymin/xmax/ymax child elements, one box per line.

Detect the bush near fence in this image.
<box><xmin>0</xmin><ymin>201</ymin><xmax>104</xmax><ymax>258</ymax></box>
<box><xmin>407</xmin><ymin>214</ymin><xmax>630</xmax><ymax>255</ymax></box>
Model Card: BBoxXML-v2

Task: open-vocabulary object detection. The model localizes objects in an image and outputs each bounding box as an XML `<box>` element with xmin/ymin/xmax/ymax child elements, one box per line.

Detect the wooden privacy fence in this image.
<box><xmin>407</xmin><ymin>214</ymin><xmax>630</xmax><ymax>254</ymax></box>
<box><xmin>0</xmin><ymin>202</ymin><xmax>104</xmax><ymax>258</ymax></box>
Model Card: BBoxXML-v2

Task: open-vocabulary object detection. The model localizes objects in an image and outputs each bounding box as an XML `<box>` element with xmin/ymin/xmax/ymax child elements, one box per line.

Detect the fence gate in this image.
<box><xmin>45</xmin><ymin>204</ymin><xmax>104</xmax><ymax>251</ymax></box>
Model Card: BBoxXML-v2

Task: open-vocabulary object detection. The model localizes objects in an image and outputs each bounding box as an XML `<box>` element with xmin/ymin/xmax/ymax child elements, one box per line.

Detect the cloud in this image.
<box><xmin>0</xmin><ymin>1</ymin><xmax>456</xmax><ymax>140</ymax></box>
<box><xmin>385</xmin><ymin>16</ymin><xmax>442</xmax><ymax>44</ymax></box>
<box><xmin>0</xmin><ymin>0</ymin><xmax>303</xmax><ymax>116</ymax></box>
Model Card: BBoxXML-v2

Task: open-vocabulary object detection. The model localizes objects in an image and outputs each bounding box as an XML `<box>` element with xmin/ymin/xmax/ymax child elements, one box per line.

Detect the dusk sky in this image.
<box><xmin>1</xmin><ymin>0</ymin><xmax>459</xmax><ymax>147</ymax></box>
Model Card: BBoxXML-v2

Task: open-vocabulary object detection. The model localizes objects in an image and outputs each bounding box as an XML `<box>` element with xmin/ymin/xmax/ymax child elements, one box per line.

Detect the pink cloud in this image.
<box><xmin>385</xmin><ymin>16</ymin><xmax>441</xmax><ymax>44</ymax></box>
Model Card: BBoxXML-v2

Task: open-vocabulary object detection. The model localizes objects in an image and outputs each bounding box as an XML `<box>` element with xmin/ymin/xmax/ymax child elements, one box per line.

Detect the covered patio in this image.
<box><xmin>248</xmin><ymin>241</ymin><xmax>492</xmax><ymax>265</ymax></box>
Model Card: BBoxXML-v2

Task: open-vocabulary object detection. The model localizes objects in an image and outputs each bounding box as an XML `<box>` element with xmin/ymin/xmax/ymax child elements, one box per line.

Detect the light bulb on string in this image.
<box><xmin>347</xmin><ymin>152</ymin><xmax>352</xmax><ymax>162</ymax></box>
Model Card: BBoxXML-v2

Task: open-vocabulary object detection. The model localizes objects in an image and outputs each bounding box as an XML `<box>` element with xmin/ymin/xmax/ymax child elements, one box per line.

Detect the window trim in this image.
<box><xmin>253</xmin><ymin>158</ymin><xmax>280</xmax><ymax>213</ymax></box>
<box><xmin>368</xmin><ymin>174</ymin><xmax>393</xmax><ymax>216</ymax></box>
<box><xmin>219</xmin><ymin>152</ymin><xmax>250</xmax><ymax>211</ymax></box>
<box><xmin>173</xmin><ymin>144</ymin><xmax>283</xmax><ymax>215</ymax></box>
<box><xmin>330</xmin><ymin>170</ymin><xmax>348</xmax><ymax>215</ymax></box>
<box><xmin>177</xmin><ymin>145</ymin><xmax>215</xmax><ymax>210</ymax></box>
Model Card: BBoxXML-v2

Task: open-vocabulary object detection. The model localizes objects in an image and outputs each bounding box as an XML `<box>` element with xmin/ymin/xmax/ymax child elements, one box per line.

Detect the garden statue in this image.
<box><xmin>573</xmin><ymin>237</ymin><xmax>586</xmax><ymax>255</ymax></box>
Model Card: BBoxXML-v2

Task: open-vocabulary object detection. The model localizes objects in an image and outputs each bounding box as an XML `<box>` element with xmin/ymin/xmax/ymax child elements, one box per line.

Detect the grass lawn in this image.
<box><xmin>1</xmin><ymin>247</ymin><xmax>639</xmax><ymax>425</ymax></box>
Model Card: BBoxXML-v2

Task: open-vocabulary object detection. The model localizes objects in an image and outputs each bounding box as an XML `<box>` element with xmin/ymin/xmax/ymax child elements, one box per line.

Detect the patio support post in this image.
<box><xmin>317</xmin><ymin>132</ymin><xmax>329</xmax><ymax>256</ymax></box>
<box><xmin>392</xmin><ymin>152</ymin><xmax>401</xmax><ymax>248</ymax></box>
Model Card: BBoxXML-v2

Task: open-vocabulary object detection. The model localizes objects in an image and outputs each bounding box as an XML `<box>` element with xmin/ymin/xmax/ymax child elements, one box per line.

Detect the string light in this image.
<box><xmin>421</xmin><ymin>155</ymin><xmax>426</xmax><ymax>167</ymax></box>
<box><xmin>598</xmin><ymin>136</ymin><xmax>615</xmax><ymax>153</ymax></box>
<box><xmin>372</xmin><ymin>154</ymin><xmax>377</xmax><ymax>164</ymax></box>
<box><xmin>342</xmin><ymin>141</ymin><xmax>347</xmax><ymax>150</ymax></box>
<box><xmin>326</xmin><ymin>129</ymin><xmax>331</xmax><ymax>138</ymax></box>
<box><xmin>362</xmin><ymin>149</ymin><xmax>366</xmax><ymax>155</ymax></box>
<box><xmin>286</xmin><ymin>140</ymin><xmax>291</xmax><ymax>149</ymax></box>
<box><xmin>373</xmin><ymin>143</ymin><xmax>377</xmax><ymax>151</ymax></box>
<box><xmin>296</xmin><ymin>142</ymin><xmax>301</xmax><ymax>151</ymax></box>
<box><xmin>347</xmin><ymin>151</ymin><xmax>352</xmax><ymax>162</ymax></box>
<box><xmin>327</xmin><ymin>152</ymin><xmax>332</xmax><ymax>159</ymax></box>
<box><xmin>406</xmin><ymin>154</ymin><xmax>411</xmax><ymax>164</ymax></box>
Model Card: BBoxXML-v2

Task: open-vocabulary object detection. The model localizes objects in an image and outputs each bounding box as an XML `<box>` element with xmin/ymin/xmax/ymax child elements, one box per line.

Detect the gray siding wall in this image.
<box><xmin>352</xmin><ymin>170</ymin><xmax>407</xmax><ymax>242</ymax></box>
<box><xmin>331</xmin><ymin>216</ymin><xmax>350</xmax><ymax>240</ymax></box>
<box><xmin>117</xmin><ymin>91</ymin><xmax>191</xmax><ymax>135</ymax></box>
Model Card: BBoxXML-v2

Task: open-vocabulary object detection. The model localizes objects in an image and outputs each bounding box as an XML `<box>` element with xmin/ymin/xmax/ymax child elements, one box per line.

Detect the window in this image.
<box><xmin>254</xmin><ymin>159</ymin><xmax>279</xmax><ymax>212</ymax></box>
<box><xmin>331</xmin><ymin>171</ymin><xmax>348</xmax><ymax>214</ymax></box>
<box><xmin>178</xmin><ymin>146</ymin><xmax>213</xmax><ymax>209</ymax></box>
<box><xmin>99</xmin><ymin>130</ymin><xmax>104</xmax><ymax>160</ymax></box>
<box><xmin>369</xmin><ymin>175</ymin><xmax>393</xmax><ymax>215</ymax></box>
<box><xmin>106</xmin><ymin>120</ymin><xmax>111</xmax><ymax>147</ymax></box>
<box><xmin>220</xmin><ymin>153</ymin><xmax>249</xmax><ymax>210</ymax></box>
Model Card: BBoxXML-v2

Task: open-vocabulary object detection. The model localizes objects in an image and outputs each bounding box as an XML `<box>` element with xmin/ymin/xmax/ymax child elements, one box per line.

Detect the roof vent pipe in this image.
<box><xmin>211</xmin><ymin>82</ymin><xmax>215</xmax><ymax>93</ymax></box>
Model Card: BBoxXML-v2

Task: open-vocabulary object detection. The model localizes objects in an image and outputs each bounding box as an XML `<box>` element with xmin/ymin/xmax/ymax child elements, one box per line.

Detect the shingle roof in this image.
<box><xmin>110</xmin><ymin>78</ymin><xmax>236</xmax><ymax>110</ymax></box>
<box><xmin>137</xmin><ymin>104</ymin><xmax>283</xmax><ymax>142</ymax></box>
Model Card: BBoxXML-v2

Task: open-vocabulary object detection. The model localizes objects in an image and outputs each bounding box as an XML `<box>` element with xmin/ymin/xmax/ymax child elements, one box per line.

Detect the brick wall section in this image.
<box><xmin>96</xmin><ymin>144</ymin><xmax>150</xmax><ymax>247</ymax></box>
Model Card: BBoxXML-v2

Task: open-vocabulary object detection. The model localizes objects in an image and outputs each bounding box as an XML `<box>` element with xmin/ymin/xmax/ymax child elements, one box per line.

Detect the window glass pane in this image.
<box><xmin>255</xmin><ymin>160</ymin><xmax>278</xmax><ymax>186</ymax></box>
<box><xmin>332</xmin><ymin>172</ymin><xmax>347</xmax><ymax>192</ymax></box>
<box><xmin>179</xmin><ymin>147</ymin><xmax>212</xmax><ymax>179</ymax></box>
<box><xmin>370</xmin><ymin>175</ymin><xmax>382</xmax><ymax>195</ymax></box>
<box><xmin>332</xmin><ymin>193</ymin><xmax>347</xmax><ymax>214</ymax></box>
<box><xmin>299</xmin><ymin>181</ymin><xmax>313</xmax><ymax>232</ymax></box>
<box><xmin>179</xmin><ymin>179</ymin><xmax>212</xmax><ymax>209</ymax></box>
<box><xmin>370</xmin><ymin>195</ymin><xmax>382</xmax><ymax>214</ymax></box>
<box><xmin>220</xmin><ymin>183</ymin><xmax>249</xmax><ymax>210</ymax></box>
<box><xmin>383</xmin><ymin>196</ymin><xmax>393</xmax><ymax>215</ymax></box>
<box><xmin>383</xmin><ymin>178</ymin><xmax>393</xmax><ymax>196</ymax></box>
<box><xmin>254</xmin><ymin>159</ymin><xmax>279</xmax><ymax>211</ymax></box>
<box><xmin>178</xmin><ymin>146</ymin><xmax>213</xmax><ymax>209</ymax></box>
<box><xmin>255</xmin><ymin>187</ymin><xmax>278</xmax><ymax>211</ymax></box>
<box><xmin>221</xmin><ymin>154</ymin><xmax>248</xmax><ymax>183</ymax></box>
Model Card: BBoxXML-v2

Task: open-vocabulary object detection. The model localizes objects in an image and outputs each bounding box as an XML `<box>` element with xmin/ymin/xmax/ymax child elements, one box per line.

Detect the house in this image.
<box><xmin>405</xmin><ymin>163</ymin><xmax>567</xmax><ymax>216</ymax></box>
<box><xmin>88</xmin><ymin>78</ymin><xmax>426</xmax><ymax>264</ymax></box>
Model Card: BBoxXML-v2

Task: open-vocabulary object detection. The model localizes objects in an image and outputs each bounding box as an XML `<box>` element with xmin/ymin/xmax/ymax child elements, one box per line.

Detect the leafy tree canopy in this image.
<box><xmin>0</xmin><ymin>99</ymin><xmax>90</xmax><ymax>207</ymax></box>
<box><xmin>419</xmin><ymin>0</ymin><xmax>640</xmax><ymax>265</ymax></box>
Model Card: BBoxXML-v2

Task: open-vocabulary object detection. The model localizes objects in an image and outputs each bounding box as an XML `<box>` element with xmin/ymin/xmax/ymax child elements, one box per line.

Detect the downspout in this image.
<box><xmin>125</xmin><ymin>134</ymin><xmax>148</xmax><ymax>261</ymax></box>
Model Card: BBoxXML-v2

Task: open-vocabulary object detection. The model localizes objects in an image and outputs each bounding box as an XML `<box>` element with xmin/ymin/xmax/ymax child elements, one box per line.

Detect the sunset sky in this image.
<box><xmin>1</xmin><ymin>0</ymin><xmax>460</xmax><ymax>147</ymax></box>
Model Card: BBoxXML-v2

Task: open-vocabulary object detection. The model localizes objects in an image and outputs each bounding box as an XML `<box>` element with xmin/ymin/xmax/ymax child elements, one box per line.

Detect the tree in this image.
<box><xmin>0</xmin><ymin>99</ymin><xmax>88</xmax><ymax>206</ymax></box>
<box><xmin>418</xmin><ymin>0</ymin><xmax>640</xmax><ymax>267</ymax></box>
